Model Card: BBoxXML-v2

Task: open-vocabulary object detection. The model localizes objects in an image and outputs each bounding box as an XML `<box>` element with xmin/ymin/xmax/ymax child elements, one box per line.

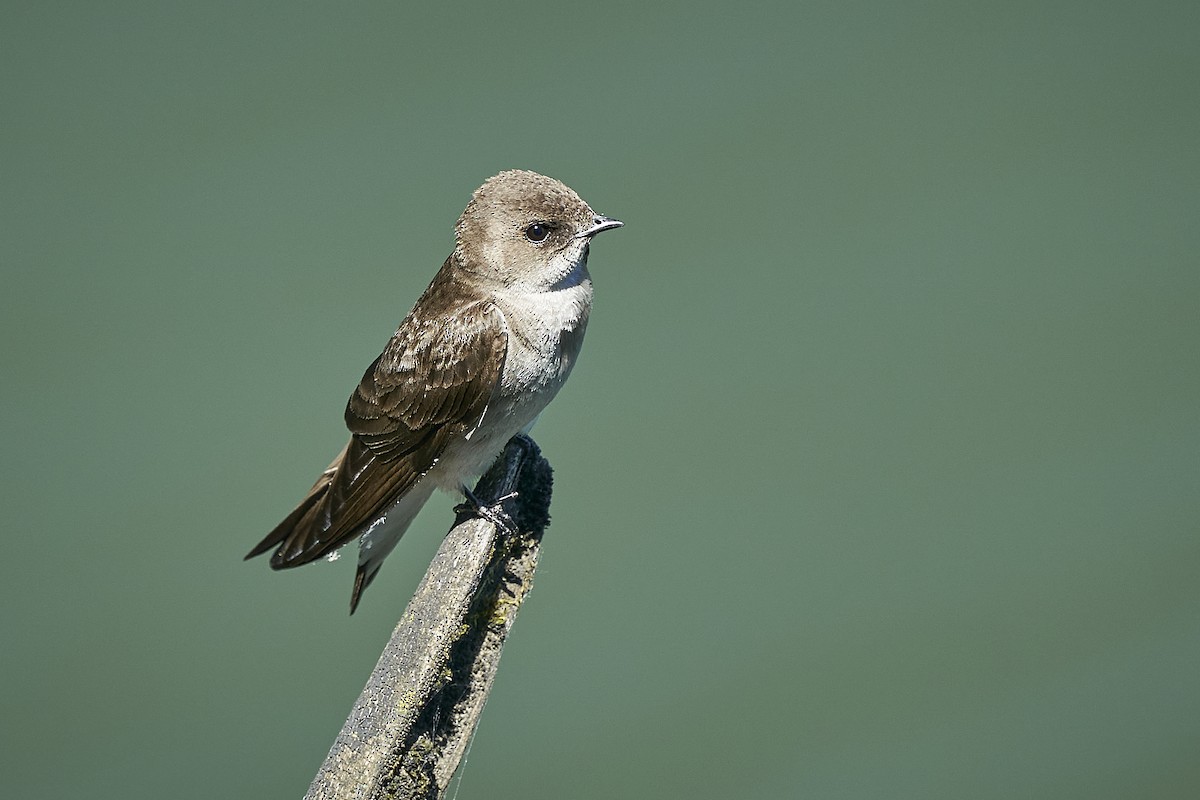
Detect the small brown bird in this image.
<box><xmin>246</xmin><ymin>170</ymin><xmax>622</xmax><ymax>612</ymax></box>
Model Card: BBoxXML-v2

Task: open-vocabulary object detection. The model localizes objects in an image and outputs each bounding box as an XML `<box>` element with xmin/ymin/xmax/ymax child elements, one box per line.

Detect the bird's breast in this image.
<box><xmin>425</xmin><ymin>281</ymin><xmax>592</xmax><ymax>494</ymax></box>
<box><xmin>492</xmin><ymin>280</ymin><xmax>593</xmax><ymax>398</ymax></box>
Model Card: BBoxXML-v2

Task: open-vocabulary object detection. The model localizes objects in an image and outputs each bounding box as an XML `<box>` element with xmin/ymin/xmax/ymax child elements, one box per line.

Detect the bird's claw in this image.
<box><xmin>455</xmin><ymin>487</ymin><xmax>520</xmax><ymax>534</ymax></box>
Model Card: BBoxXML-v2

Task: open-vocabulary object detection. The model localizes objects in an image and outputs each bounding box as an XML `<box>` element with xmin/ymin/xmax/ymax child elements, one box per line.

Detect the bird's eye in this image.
<box><xmin>524</xmin><ymin>222</ymin><xmax>551</xmax><ymax>243</ymax></box>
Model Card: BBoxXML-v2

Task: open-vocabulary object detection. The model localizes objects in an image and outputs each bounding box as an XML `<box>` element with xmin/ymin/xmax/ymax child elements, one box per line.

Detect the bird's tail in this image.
<box><xmin>349</xmin><ymin>481</ymin><xmax>435</xmax><ymax>613</ymax></box>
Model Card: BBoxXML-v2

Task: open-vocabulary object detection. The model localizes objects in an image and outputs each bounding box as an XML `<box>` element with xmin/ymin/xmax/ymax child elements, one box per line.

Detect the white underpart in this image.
<box><xmin>355</xmin><ymin>481</ymin><xmax>437</xmax><ymax>577</ymax></box>
<box><xmin>356</xmin><ymin>264</ymin><xmax>592</xmax><ymax>580</ymax></box>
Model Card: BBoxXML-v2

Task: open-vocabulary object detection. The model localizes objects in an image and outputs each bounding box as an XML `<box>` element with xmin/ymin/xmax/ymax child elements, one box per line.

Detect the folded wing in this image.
<box><xmin>246</xmin><ymin>268</ymin><xmax>508</xmax><ymax>567</ymax></box>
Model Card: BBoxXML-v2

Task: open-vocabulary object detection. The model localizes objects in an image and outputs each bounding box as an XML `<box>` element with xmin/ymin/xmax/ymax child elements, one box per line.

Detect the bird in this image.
<box><xmin>246</xmin><ymin>170</ymin><xmax>622</xmax><ymax>613</ymax></box>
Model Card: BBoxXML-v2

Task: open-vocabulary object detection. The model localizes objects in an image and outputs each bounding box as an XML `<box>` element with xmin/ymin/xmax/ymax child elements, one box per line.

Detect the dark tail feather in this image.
<box><xmin>244</xmin><ymin>487</ymin><xmax>327</xmax><ymax>564</ymax></box>
<box><xmin>350</xmin><ymin>563</ymin><xmax>381</xmax><ymax>615</ymax></box>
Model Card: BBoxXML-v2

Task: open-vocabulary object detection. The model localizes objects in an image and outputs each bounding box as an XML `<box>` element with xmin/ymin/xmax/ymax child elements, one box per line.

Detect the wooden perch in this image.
<box><xmin>304</xmin><ymin>435</ymin><xmax>553</xmax><ymax>800</ymax></box>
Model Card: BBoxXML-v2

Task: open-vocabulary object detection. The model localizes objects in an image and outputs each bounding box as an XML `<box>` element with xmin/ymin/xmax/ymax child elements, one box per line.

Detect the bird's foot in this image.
<box><xmin>455</xmin><ymin>486</ymin><xmax>520</xmax><ymax>534</ymax></box>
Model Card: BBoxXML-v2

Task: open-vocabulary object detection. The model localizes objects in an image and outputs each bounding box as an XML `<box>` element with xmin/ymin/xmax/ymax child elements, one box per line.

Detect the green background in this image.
<box><xmin>3</xmin><ymin>2</ymin><xmax>1198</xmax><ymax>798</ymax></box>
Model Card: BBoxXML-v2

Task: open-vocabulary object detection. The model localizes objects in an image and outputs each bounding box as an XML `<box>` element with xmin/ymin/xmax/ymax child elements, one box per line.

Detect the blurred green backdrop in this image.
<box><xmin>3</xmin><ymin>2</ymin><xmax>1198</xmax><ymax>798</ymax></box>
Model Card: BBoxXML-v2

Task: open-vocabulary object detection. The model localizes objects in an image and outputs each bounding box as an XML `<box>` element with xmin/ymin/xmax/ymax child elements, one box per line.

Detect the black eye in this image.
<box><xmin>524</xmin><ymin>222</ymin><xmax>550</xmax><ymax>243</ymax></box>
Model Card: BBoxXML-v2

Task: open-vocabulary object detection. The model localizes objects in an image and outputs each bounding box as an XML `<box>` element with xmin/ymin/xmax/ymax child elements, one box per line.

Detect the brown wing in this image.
<box><xmin>246</xmin><ymin>266</ymin><xmax>508</xmax><ymax>568</ymax></box>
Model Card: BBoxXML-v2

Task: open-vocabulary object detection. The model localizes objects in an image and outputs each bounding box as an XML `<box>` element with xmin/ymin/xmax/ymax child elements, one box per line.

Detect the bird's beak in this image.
<box><xmin>576</xmin><ymin>214</ymin><xmax>624</xmax><ymax>238</ymax></box>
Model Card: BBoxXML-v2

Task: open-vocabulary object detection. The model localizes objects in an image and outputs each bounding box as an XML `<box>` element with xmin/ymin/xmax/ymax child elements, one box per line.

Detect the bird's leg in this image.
<box><xmin>454</xmin><ymin>484</ymin><xmax>519</xmax><ymax>534</ymax></box>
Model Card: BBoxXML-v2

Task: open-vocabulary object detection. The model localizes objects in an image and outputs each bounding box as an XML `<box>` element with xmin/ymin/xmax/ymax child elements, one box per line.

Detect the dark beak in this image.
<box><xmin>576</xmin><ymin>214</ymin><xmax>624</xmax><ymax>239</ymax></box>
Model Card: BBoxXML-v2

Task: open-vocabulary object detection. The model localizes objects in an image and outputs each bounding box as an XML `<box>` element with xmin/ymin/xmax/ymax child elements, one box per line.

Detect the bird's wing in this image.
<box><xmin>246</xmin><ymin>273</ymin><xmax>508</xmax><ymax>568</ymax></box>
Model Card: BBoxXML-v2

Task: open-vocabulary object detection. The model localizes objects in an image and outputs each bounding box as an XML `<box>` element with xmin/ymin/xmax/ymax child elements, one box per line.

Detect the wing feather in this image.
<box><xmin>246</xmin><ymin>265</ymin><xmax>508</xmax><ymax>568</ymax></box>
